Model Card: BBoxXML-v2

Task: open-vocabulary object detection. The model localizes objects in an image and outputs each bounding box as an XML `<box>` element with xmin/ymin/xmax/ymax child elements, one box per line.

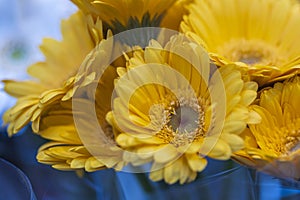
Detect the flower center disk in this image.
<box><xmin>168</xmin><ymin>105</ymin><xmax>199</xmax><ymax>134</ymax></box>
<box><xmin>217</xmin><ymin>39</ymin><xmax>285</xmax><ymax>66</ymax></box>
<box><xmin>154</xmin><ymin>95</ymin><xmax>206</xmax><ymax>147</ymax></box>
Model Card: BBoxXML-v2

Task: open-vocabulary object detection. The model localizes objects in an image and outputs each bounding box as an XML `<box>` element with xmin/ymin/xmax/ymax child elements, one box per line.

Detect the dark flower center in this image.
<box><xmin>169</xmin><ymin>106</ymin><xmax>199</xmax><ymax>134</ymax></box>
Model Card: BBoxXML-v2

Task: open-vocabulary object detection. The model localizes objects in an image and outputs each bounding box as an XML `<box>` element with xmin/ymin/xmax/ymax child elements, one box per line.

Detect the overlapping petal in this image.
<box><xmin>71</xmin><ymin>0</ymin><xmax>181</xmax><ymax>32</ymax></box>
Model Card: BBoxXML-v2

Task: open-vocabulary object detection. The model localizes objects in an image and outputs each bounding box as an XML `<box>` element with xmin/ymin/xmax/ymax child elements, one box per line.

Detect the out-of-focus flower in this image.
<box><xmin>36</xmin><ymin>64</ymin><xmax>126</xmax><ymax>171</ymax></box>
<box><xmin>181</xmin><ymin>0</ymin><xmax>300</xmax><ymax>86</ymax></box>
<box><xmin>106</xmin><ymin>35</ymin><xmax>260</xmax><ymax>184</ymax></box>
<box><xmin>233</xmin><ymin>76</ymin><xmax>300</xmax><ymax>180</ymax></box>
<box><xmin>71</xmin><ymin>0</ymin><xmax>187</xmax><ymax>33</ymax></box>
<box><xmin>2</xmin><ymin>11</ymin><xmax>108</xmax><ymax>136</ymax></box>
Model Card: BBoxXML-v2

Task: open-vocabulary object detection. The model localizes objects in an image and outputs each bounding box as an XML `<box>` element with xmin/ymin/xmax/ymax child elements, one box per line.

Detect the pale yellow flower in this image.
<box><xmin>233</xmin><ymin>76</ymin><xmax>300</xmax><ymax>180</ymax></box>
<box><xmin>181</xmin><ymin>0</ymin><xmax>300</xmax><ymax>86</ymax></box>
<box><xmin>107</xmin><ymin>35</ymin><xmax>260</xmax><ymax>184</ymax></box>
<box><xmin>3</xmin><ymin>11</ymin><xmax>110</xmax><ymax>136</ymax></box>
<box><xmin>71</xmin><ymin>0</ymin><xmax>182</xmax><ymax>32</ymax></box>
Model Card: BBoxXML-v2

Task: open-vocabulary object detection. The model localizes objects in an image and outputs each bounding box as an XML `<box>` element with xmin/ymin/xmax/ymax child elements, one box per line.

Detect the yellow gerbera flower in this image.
<box><xmin>37</xmin><ymin>65</ymin><xmax>126</xmax><ymax>171</ymax></box>
<box><xmin>107</xmin><ymin>35</ymin><xmax>260</xmax><ymax>184</ymax></box>
<box><xmin>181</xmin><ymin>0</ymin><xmax>300</xmax><ymax>86</ymax></box>
<box><xmin>233</xmin><ymin>76</ymin><xmax>300</xmax><ymax>180</ymax></box>
<box><xmin>71</xmin><ymin>0</ymin><xmax>181</xmax><ymax>32</ymax></box>
<box><xmin>3</xmin><ymin>11</ymin><xmax>110</xmax><ymax>136</ymax></box>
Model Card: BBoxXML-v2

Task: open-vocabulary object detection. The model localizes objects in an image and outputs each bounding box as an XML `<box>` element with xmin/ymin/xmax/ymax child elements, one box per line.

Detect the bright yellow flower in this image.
<box><xmin>233</xmin><ymin>76</ymin><xmax>300</xmax><ymax>180</ymax></box>
<box><xmin>181</xmin><ymin>0</ymin><xmax>300</xmax><ymax>86</ymax></box>
<box><xmin>107</xmin><ymin>35</ymin><xmax>260</xmax><ymax>184</ymax></box>
<box><xmin>3</xmin><ymin>11</ymin><xmax>110</xmax><ymax>136</ymax></box>
<box><xmin>36</xmin><ymin>65</ymin><xmax>126</xmax><ymax>171</ymax></box>
<box><xmin>71</xmin><ymin>0</ymin><xmax>180</xmax><ymax>32</ymax></box>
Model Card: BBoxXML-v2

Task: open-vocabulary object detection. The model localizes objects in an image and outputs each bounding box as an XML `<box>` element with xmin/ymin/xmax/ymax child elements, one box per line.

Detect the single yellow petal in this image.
<box><xmin>185</xmin><ymin>154</ymin><xmax>207</xmax><ymax>172</ymax></box>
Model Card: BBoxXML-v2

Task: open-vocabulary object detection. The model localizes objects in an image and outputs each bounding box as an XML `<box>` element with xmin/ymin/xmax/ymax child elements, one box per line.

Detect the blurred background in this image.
<box><xmin>0</xmin><ymin>0</ymin><xmax>77</xmax><ymax>112</ymax></box>
<box><xmin>1</xmin><ymin>1</ymin><xmax>300</xmax><ymax>199</ymax></box>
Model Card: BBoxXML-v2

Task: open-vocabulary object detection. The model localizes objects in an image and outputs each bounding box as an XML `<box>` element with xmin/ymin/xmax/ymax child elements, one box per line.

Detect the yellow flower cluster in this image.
<box><xmin>2</xmin><ymin>0</ymin><xmax>300</xmax><ymax>184</ymax></box>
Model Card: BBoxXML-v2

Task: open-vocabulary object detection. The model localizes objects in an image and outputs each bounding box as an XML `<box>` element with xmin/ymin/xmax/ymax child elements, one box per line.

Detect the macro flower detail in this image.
<box><xmin>233</xmin><ymin>76</ymin><xmax>300</xmax><ymax>180</ymax></box>
<box><xmin>107</xmin><ymin>35</ymin><xmax>260</xmax><ymax>184</ymax></box>
<box><xmin>181</xmin><ymin>0</ymin><xmax>300</xmax><ymax>86</ymax></box>
<box><xmin>4</xmin><ymin>0</ymin><xmax>300</xmax><ymax>190</ymax></box>
<box><xmin>2</xmin><ymin>11</ymin><xmax>108</xmax><ymax>136</ymax></box>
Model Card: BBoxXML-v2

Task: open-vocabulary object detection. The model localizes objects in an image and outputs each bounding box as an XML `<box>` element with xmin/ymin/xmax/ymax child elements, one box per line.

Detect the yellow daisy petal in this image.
<box><xmin>3</xmin><ymin>11</ymin><xmax>110</xmax><ymax>135</ymax></box>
